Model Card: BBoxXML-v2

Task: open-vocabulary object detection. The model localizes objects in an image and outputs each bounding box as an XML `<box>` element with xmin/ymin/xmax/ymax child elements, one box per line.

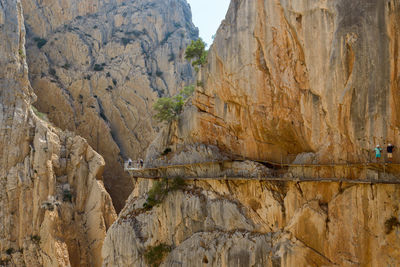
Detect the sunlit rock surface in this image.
<box><xmin>0</xmin><ymin>1</ymin><xmax>116</xmax><ymax>266</ymax></box>
<box><xmin>103</xmin><ymin>179</ymin><xmax>400</xmax><ymax>266</ymax></box>
<box><xmin>103</xmin><ymin>1</ymin><xmax>400</xmax><ymax>266</ymax></box>
<box><xmin>166</xmin><ymin>0</ymin><xmax>400</xmax><ymax>164</ymax></box>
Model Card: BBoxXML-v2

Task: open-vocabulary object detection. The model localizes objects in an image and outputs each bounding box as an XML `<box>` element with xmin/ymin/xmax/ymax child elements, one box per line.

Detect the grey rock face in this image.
<box><xmin>104</xmin><ymin>178</ymin><xmax>400</xmax><ymax>266</ymax></box>
<box><xmin>22</xmin><ymin>0</ymin><xmax>198</xmax><ymax>210</ymax></box>
<box><xmin>0</xmin><ymin>1</ymin><xmax>116</xmax><ymax>266</ymax></box>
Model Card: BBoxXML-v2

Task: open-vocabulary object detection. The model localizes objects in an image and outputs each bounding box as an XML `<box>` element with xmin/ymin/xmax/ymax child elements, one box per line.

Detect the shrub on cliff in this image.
<box><xmin>143</xmin><ymin>177</ymin><xmax>185</xmax><ymax>210</ymax></box>
<box><xmin>34</xmin><ymin>37</ymin><xmax>47</xmax><ymax>49</ymax></box>
<box><xmin>153</xmin><ymin>85</ymin><xmax>195</xmax><ymax>122</ymax></box>
<box><xmin>144</xmin><ymin>244</ymin><xmax>171</xmax><ymax>267</ymax></box>
<box><xmin>385</xmin><ymin>216</ymin><xmax>400</xmax><ymax>234</ymax></box>
<box><xmin>93</xmin><ymin>64</ymin><xmax>104</xmax><ymax>71</ymax></box>
<box><xmin>185</xmin><ymin>38</ymin><xmax>208</xmax><ymax>71</ymax></box>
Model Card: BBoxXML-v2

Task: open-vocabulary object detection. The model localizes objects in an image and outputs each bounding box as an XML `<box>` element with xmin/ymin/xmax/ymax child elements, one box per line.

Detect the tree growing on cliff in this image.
<box><xmin>153</xmin><ymin>85</ymin><xmax>195</xmax><ymax>122</ymax></box>
<box><xmin>185</xmin><ymin>38</ymin><xmax>208</xmax><ymax>71</ymax></box>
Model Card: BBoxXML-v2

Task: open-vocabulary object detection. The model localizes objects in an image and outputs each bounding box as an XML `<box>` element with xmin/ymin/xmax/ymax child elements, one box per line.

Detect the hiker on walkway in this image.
<box><xmin>127</xmin><ymin>158</ymin><xmax>133</xmax><ymax>167</ymax></box>
<box><xmin>387</xmin><ymin>143</ymin><xmax>395</xmax><ymax>163</ymax></box>
<box><xmin>139</xmin><ymin>159</ymin><xmax>144</xmax><ymax>168</ymax></box>
<box><xmin>375</xmin><ymin>145</ymin><xmax>382</xmax><ymax>162</ymax></box>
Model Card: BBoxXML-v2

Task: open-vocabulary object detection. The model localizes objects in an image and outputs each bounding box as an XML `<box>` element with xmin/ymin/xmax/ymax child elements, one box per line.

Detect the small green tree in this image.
<box><xmin>185</xmin><ymin>38</ymin><xmax>208</xmax><ymax>71</ymax></box>
<box><xmin>153</xmin><ymin>96</ymin><xmax>182</xmax><ymax>122</ymax></box>
<box><xmin>153</xmin><ymin>85</ymin><xmax>195</xmax><ymax>123</ymax></box>
<box><xmin>180</xmin><ymin>84</ymin><xmax>195</xmax><ymax>98</ymax></box>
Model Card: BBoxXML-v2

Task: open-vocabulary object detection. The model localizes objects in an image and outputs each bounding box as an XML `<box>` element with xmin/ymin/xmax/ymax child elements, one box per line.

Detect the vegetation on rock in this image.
<box><xmin>185</xmin><ymin>38</ymin><xmax>208</xmax><ymax>71</ymax></box>
<box><xmin>30</xmin><ymin>235</ymin><xmax>41</xmax><ymax>244</ymax></box>
<box><xmin>32</xmin><ymin>106</ymin><xmax>50</xmax><ymax>122</ymax></box>
<box><xmin>385</xmin><ymin>216</ymin><xmax>400</xmax><ymax>234</ymax></box>
<box><xmin>144</xmin><ymin>244</ymin><xmax>171</xmax><ymax>267</ymax></box>
<box><xmin>94</xmin><ymin>64</ymin><xmax>104</xmax><ymax>71</ymax></box>
<box><xmin>143</xmin><ymin>177</ymin><xmax>186</xmax><ymax>210</ymax></box>
<box><xmin>6</xmin><ymin>248</ymin><xmax>14</xmax><ymax>255</ymax></box>
<box><xmin>153</xmin><ymin>85</ymin><xmax>195</xmax><ymax>122</ymax></box>
<box><xmin>63</xmin><ymin>189</ymin><xmax>73</xmax><ymax>202</ymax></box>
<box><xmin>34</xmin><ymin>37</ymin><xmax>47</xmax><ymax>49</ymax></box>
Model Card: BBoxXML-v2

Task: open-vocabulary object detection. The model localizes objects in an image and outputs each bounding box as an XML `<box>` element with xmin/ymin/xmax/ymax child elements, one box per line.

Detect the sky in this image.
<box><xmin>186</xmin><ymin>0</ymin><xmax>231</xmax><ymax>48</ymax></box>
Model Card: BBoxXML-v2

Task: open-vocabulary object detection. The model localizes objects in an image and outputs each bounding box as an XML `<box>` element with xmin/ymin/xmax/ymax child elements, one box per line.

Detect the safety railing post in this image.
<box><xmin>383</xmin><ymin>163</ymin><xmax>386</xmax><ymax>181</ymax></box>
<box><xmin>364</xmin><ymin>163</ymin><xmax>367</xmax><ymax>181</ymax></box>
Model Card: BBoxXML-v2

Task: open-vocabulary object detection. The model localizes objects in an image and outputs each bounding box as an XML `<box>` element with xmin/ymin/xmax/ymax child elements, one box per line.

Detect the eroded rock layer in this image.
<box><xmin>22</xmin><ymin>0</ymin><xmax>198</xmax><ymax>210</ymax></box>
<box><xmin>103</xmin><ymin>178</ymin><xmax>400</xmax><ymax>266</ymax></box>
<box><xmin>103</xmin><ymin>0</ymin><xmax>400</xmax><ymax>266</ymax></box>
<box><xmin>0</xmin><ymin>1</ymin><xmax>116</xmax><ymax>266</ymax></box>
<box><xmin>167</xmin><ymin>0</ymin><xmax>400</xmax><ymax>164</ymax></box>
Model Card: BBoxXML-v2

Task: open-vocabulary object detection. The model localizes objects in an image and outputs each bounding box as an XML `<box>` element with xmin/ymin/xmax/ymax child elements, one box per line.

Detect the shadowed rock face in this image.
<box><xmin>22</xmin><ymin>0</ymin><xmax>198</xmax><ymax>210</ymax></box>
<box><xmin>0</xmin><ymin>1</ymin><xmax>116</xmax><ymax>266</ymax></box>
<box><xmin>164</xmin><ymin>0</ymin><xmax>400</xmax><ymax>164</ymax></box>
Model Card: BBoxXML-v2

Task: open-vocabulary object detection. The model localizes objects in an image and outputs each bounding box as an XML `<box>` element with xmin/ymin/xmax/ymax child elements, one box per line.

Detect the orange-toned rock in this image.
<box><xmin>166</xmin><ymin>0</ymin><xmax>400</xmax><ymax>164</ymax></box>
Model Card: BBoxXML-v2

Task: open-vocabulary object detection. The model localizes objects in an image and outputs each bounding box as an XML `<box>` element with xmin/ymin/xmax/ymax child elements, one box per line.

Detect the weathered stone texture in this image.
<box><xmin>22</xmin><ymin>0</ymin><xmax>198</xmax><ymax>210</ymax></box>
<box><xmin>166</xmin><ymin>0</ymin><xmax>400</xmax><ymax>164</ymax></box>
<box><xmin>103</xmin><ymin>179</ymin><xmax>400</xmax><ymax>266</ymax></box>
<box><xmin>0</xmin><ymin>1</ymin><xmax>116</xmax><ymax>266</ymax></box>
<box><xmin>103</xmin><ymin>1</ymin><xmax>400</xmax><ymax>266</ymax></box>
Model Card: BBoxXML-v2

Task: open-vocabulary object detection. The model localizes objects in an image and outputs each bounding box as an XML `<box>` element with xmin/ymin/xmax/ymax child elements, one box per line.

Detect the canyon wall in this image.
<box><xmin>159</xmin><ymin>0</ymin><xmax>400</xmax><ymax>164</ymax></box>
<box><xmin>103</xmin><ymin>179</ymin><xmax>400</xmax><ymax>266</ymax></box>
<box><xmin>0</xmin><ymin>1</ymin><xmax>116</xmax><ymax>266</ymax></box>
<box><xmin>103</xmin><ymin>0</ymin><xmax>400</xmax><ymax>266</ymax></box>
<box><xmin>22</xmin><ymin>0</ymin><xmax>198</xmax><ymax>210</ymax></box>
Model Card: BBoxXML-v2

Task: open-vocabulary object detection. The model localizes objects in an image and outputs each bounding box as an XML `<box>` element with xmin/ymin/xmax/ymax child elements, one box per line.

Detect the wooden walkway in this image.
<box><xmin>125</xmin><ymin>159</ymin><xmax>400</xmax><ymax>184</ymax></box>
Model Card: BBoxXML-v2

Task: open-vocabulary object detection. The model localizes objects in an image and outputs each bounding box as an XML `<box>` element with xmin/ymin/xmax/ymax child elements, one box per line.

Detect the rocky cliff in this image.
<box><xmin>103</xmin><ymin>0</ymin><xmax>400</xmax><ymax>266</ymax></box>
<box><xmin>103</xmin><ymin>179</ymin><xmax>400</xmax><ymax>266</ymax></box>
<box><xmin>0</xmin><ymin>1</ymin><xmax>116</xmax><ymax>266</ymax></box>
<box><xmin>22</xmin><ymin>0</ymin><xmax>198</xmax><ymax>210</ymax></box>
<box><xmin>158</xmin><ymin>0</ymin><xmax>400</xmax><ymax>164</ymax></box>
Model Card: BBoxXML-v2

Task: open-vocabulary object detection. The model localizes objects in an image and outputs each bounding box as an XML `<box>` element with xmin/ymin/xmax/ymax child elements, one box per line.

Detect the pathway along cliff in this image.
<box><xmin>126</xmin><ymin>159</ymin><xmax>400</xmax><ymax>184</ymax></box>
<box><xmin>103</xmin><ymin>0</ymin><xmax>400</xmax><ymax>266</ymax></box>
<box><xmin>22</xmin><ymin>0</ymin><xmax>198</xmax><ymax>211</ymax></box>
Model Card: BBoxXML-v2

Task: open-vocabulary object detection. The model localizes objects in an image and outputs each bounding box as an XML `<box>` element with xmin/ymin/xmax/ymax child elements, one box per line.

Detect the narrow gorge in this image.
<box><xmin>1</xmin><ymin>0</ymin><xmax>400</xmax><ymax>266</ymax></box>
<box><xmin>22</xmin><ymin>0</ymin><xmax>198</xmax><ymax>210</ymax></box>
<box><xmin>0</xmin><ymin>1</ymin><xmax>115</xmax><ymax>266</ymax></box>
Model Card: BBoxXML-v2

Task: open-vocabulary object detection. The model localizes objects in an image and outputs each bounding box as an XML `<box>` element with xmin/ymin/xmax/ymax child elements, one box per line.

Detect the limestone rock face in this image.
<box><xmin>166</xmin><ymin>0</ymin><xmax>400</xmax><ymax>164</ymax></box>
<box><xmin>0</xmin><ymin>1</ymin><xmax>116</xmax><ymax>266</ymax></box>
<box><xmin>102</xmin><ymin>1</ymin><xmax>400</xmax><ymax>266</ymax></box>
<box><xmin>22</xmin><ymin>0</ymin><xmax>198</xmax><ymax>210</ymax></box>
<box><xmin>103</xmin><ymin>179</ymin><xmax>400</xmax><ymax>266</ymax></box>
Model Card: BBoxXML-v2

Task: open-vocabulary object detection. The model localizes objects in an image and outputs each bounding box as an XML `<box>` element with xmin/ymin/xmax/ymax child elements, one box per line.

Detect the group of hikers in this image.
<box><xmin>375</xmin><ymin>143</ymin><xmax>395</xmax><ymax>162</ymax></box>
<box><xmin>125</xmin><ymin>144</ymin><xmax>395</xmax><ymax>170</ymax></box>
<box><xmin>127</xmin><ymin>158</ymin><xmax>144</xmax><ymax>168</ymax></box>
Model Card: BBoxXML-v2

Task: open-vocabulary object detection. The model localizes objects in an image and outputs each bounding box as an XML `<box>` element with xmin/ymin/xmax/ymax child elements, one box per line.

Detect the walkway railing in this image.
<box><xmin>125</xmin><ymin>158</ymin><xmax>400</xmax><ymax>184</ymax></box>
